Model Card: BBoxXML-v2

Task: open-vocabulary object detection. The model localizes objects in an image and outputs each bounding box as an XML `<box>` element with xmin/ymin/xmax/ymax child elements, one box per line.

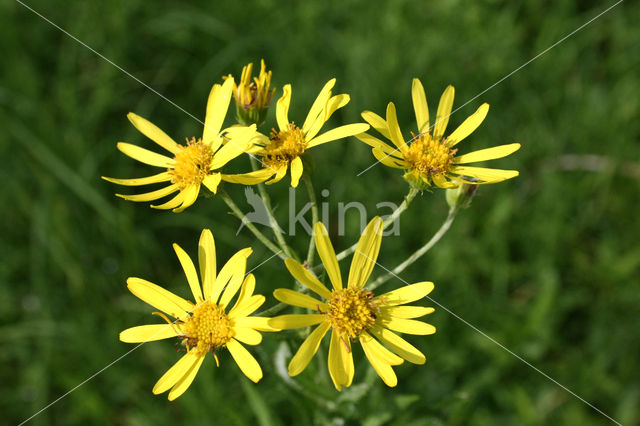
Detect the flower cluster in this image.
<box><xmin>108</xmin><ymin>60</ymin><xmax>520</xmax><ymax>399</ymax></box>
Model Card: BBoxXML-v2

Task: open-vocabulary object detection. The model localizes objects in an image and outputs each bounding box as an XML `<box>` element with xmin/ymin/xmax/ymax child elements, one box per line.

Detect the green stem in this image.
<box><xmin>255</xmin><ymin>301</ymin><xmax>287</xmax><ymax>317</ymax></box>
<box><xmin>303</xmin><ymin>175</ymin><xmax>319</xmax><ymax>266</ymax></box>
<box><xmin>249</xmin><ymin>157</ymin><xmax>298</xmax><ymax>260</ymax></box>
<box><xmin>368</xmin><ymin>206</ymin><xmax>458</xmax><ymax>291</ymax></box>
<box><xmin>219</xmin><ymin>188</ymin><xmax>286</xmax><ymax>260</ymax></box>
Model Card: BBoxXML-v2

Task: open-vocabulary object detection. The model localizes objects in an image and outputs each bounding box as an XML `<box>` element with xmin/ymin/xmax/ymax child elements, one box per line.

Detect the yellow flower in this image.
<box><xmin>103</xmin><ymin>77</ymin><xmax>257</xmax><ymax>212</ymax></box>
<box><xmin>357</xmin><ymin>79</ymin><xmax>521</xmax><ymax>189</ymax></box>
<box><xmin>269</xmin><ymin>217</ymin><xmax>436</xmax><ymax>390</ymax></box>
<box><xmin>119</xmin><ymin>229</ymin><xmax>274</xmax><ymax>400</ymax></box>
<box><xmin>226</xmin><ymin>59</ymin><xmax>276</xmax><ymax>126</ymax></box>
<box><xmin>225</xmin><ymin>79</ymin><xmax>370</xmax><ymax>187</ymax></box>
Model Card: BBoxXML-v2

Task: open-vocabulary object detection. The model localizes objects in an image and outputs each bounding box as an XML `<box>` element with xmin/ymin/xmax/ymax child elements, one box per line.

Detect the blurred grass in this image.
<box><xmin>2</xmin><ymin>0</ymin><xmax>639</xmax><ymax>424</ymax></box>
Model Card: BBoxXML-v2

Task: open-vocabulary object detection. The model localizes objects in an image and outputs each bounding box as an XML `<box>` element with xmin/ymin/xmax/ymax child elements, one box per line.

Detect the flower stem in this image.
<box><xmin>302</xmin><ymin>175</ymin><xmax>319</xmax><ymax>266</ymax></box>
<box><xmin>219</xmin><ymin>188</ymin><xmax>286</xmax><ymax>260</ymax></box>
<box><xmin>249</xmin><ymin>157</ymin><xmax>298</xmax><ymax>260</ymax></box>
<box><xmin>368</xmin><ymin>206</ymin><xmax>458</xmax><ymax>291</ymax></box>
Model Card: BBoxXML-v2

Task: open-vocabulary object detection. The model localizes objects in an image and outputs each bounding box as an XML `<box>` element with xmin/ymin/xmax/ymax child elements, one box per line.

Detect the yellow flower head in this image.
<box><xmin>119</xmin><ymin>229</ymin><xmax>275</xmax><ymax>400</ymax></box>
<box><xmin>227</xmin><ymin>59</ymin><xmax>276</xmax><ymax>126</ymax></box>
<box><xmin>103</xmin><ymin>77</ymin><xmax>256</xmax><ymax>212</ymax></box>
<box><xmin>225</xmin><ymin>79</ymin><xmax>369</xmax><ymax>187</ymax></box>
<box><xmin>357</xmin><ymin>79</ymin><xmax>521</xmax><ymax>189</ymax></box>
<box><xmin>269</xmin><ymin>217</ymin><xmax>436</xmax><ymax>390</ymax></box>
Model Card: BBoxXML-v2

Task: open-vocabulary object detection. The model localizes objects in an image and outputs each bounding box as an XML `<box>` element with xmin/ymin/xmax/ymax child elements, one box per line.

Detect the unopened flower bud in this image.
<box><xmin>446</xmin><ymin>180</ymin><xmax>478</xmax><ymax>210</ymax></box>
<box><xmin>225</xmin><ymin>59</ymin><xmax>276</xmax><ymax>127</ymax></box>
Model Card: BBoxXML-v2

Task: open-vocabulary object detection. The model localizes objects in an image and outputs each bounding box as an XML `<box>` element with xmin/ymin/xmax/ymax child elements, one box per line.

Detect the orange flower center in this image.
<box><xmin>262</xmin><ymin>123</ymin><xmax>306</xmax><ymax>169</ymax></box>
<box><xmin>170</xmin><ymin>138</ymin><xmax>215</xmax><ymax>189</ymax></box>
<box><xmin>403</xmin><ymin>133</ymin><xmax>457</xmax><ymax>178</ymax></box>
<box><xmin>327</xmin><ymin>288</ymin><xmax>379</xmax><ymax>339</ymax></box>
<box><xmin>182</xmin><ymin>301</ymin><xmax>233</xmax><ymax>354</ymax></box>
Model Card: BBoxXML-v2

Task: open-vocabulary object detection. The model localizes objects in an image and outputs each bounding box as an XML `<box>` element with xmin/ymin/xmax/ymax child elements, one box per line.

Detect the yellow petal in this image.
<box><xmin>288</xmin><ymin>321</ymin><xmax>331</xmax><ymax>376</ymax></box>
<box><xmin>153</xmin><ymin>351</ymin><xmax>200</xmax><ymax>395</ymax></box>
<box><xmin>290</xmin><ymin>156</ymin><xmax>303</xmax><ymax>188</ymax></box>
<box><xmin>354</xmin><ymin>133</ymin><xmax>396</xmax><ymax>155</ymax></box>
<box><xmin>268</xmin><ymin>314</ymin><xmax>325</xmax><ymax>330</ymax></box>
<box><xmin>210</xmin><ymin>248</ymin><xmax>251</xmax><ymax>305</ymax></box>
<box><xmin>306</xmin><ymin>123</ymin><xmax>370</xmax><ymax>149</ymax></box>
<box><xmin>229</xmin><ymin>274</ymin><xmax>255</xmax><ymax>314</ymax></box>
<box><xmin>447</xmin><ymin>103</ymin><xmax>489</xmax><ymax>147</ymax></box>
<box><xmin>234</xmin><ymin>316</ymin><xmax>278</xmax><ymax>332</ymax></box>
<box><xmin>210</xmin><ymin>126</ymin><xmax>255</xmax><ymax>170</ymax></box>
<box><xmin>203</xmin><ymin>78</ymin><xmax>235</xmax><ymax>151</ymax></box>
<box><xmin>233</xmin><ymin>327</ymin><xmax>262</xmax><ymax>345</ymax></box>
<box><xmin>370</xmin><ymin>325</ymin><xmax>426</xmax><ymax>364</ymax></box>
<box><xmin>273</xmin><ymin>288</ymin><xmax>328</xmax><ymax>311</ymax></box>
<box><xmin>116</xmin><ymin>142</ymin><xmax>174</xmax><ymax>168</ymax></box>
<box><xmin>313</xmin><ymin>222</ymin><xmax>342</xmax><ymax>290</ymax></box>
<box><xmin>328</xmin><ymin>330</ymin><xmax>350</xmax><ymax>390</ymax></box>
<box><xmin>449</xmin><ymin>166</ymin><xmax>519</xmax><ymax>183</ymax></box>
<box><xmin>167</xmin><ymin>354</ymin><xmax>205</xmax><ymax>401</ymax></box>
<box><xmin>360</xmin><ymin>332</ymin><xmax>403</xmax><ymax>365</ymax></box>
<box><xmin>202</xmin><ymin>173</ymin><xmax>222</xmax><ymax>193</ymax></box>
<box><xmin>172</xmin><ymin>185</ymin><xmax>199</xmax><ymax>213</ymax></box>
<box><xmin>382</xmin><ymin>317</ymin><xmax>436</xmax><ymax>335</ymax></box>
<box><xmin>102</xmin><ymin>172</ymin><xmax>171</xmax><ymax>187</ymax></box>
<box><xmin>348</xmin><ymin>216</ymin><xmax>383</xmax><ymax>289</ymax></box>
<box><xmin>198</xmin><ymin>229</ymin><xmax>216</xmax><ymax>301</ymax></box>
<box><xmin>227</xmin><ymin>339</ymin><xmax>263</xmax><ymax>383</ymax></box>
<box><xmin>432</xmin><ymin>174</ymin><xmax>457</xmax><ymax>189</ymax></box>
<box><xmin>411</xmin><ymin>78</ymin><xmax>430</xmax><ymax>133</ymax></box>
<box><xmin>173</xmin><ymin>243</ymin><xmax>203</xmax><ymax>303</ymax></box>
<box><xmin>360</xmin><ymin>333</ymin><xmax>399</xmax><ymax>387</ymax></box>
<box><xmin>361</xmin><ymin>110</ymin><xmax>391</xmax><ymax>140</ymax></box>
<box><xmin>372</xmin><ymin>148</ymin><xmax>406</xmax><ymax>169</ymax></box>
<box><xmin>119</xmin><ymin>324</ymin><xmax>180</xmax><ymax>343</ymax></box>
<box><xmin>302</xmin><ymin>78</ymin><xmax>336</xmax><ymax>134</ymax></box>
<box><xmin>265</xmin><ymin>164</ymin><xmax>288</xmax><ymax>185</ymax></box>
<box><xmin>127</xmin><ymin>113</ymin><xmax>179</xmax><ymax>154</ymax></box>
<box><xmin>117</xmin><ymin>184</ymin><xmax>179</xmax><ymax>202</ymax></box>
<box><xmin>433</xmin><ymin>85</ymin><xmax>454</xmax><ymax>139</ymax></box>
<box><xmin>454</xmin><ymin>143</ymin><xmax>521</xmax><ymax>164</ymax></box>
<box><xmin>127</xmin><ymin>277</ymin><xmax>193</xmax><ymax>319</ymax></box>
<box><xmin>380</xmin><ymin>306</ymin><xmax>435</xmax><ymax>319</ymax></box>
<box><xmin>284</xmin><ymin>258</ymin><xmax>332</xmax><ymax>300</ymax></box>
<box><xmin>386</xmin><ymin>103</ymin><xmax>407</xmax><ymax>150</ymax></box>
<box><xmin>305</xmin><ymin>93</ymin><xmax>350</xmax><ymax>141</ymax></box>
<box><xmin>217</xmin><ymin>248</ymin><xmax>252</xmax><ymax>308</ymax></box>
<box><xmin>221</xmin><ymin>168</ymin><xmax>274</xmax><ymax>185</ymax></box>
<box><xmin>150</xmin><ymin>191</ymin><xmax>184</xmax><ymax>210</ymax></box>
<box><xmin>375</xmin><ymin>281</ymin><xmax>434</xmax><ymax>306</ymax></box>
<box><xmin>276</xmin><ymin>84</ymin><xmax>292</xmax><ymax>131</ymax></box>
<box><xmin>228</xmin><ymin>295</ymin><xmax>265</xmax><ymax>319</ymax></box>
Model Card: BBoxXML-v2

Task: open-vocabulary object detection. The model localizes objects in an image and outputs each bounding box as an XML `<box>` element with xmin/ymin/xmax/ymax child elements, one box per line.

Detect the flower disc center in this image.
<box><xmin>262</xmin><ymin>123</ymin><xmax>306</xmax><ymax>168</ymax></box>
<box><xmin>403</xmin><ymin>133</ymin><xmax>456</xmax><ymax>177</ymax></box>
<box><xmin>327</xmin><ymin>288</ymin><xmax>378</xmax><ymax>339</ymax></box>
<box><xmin>170</xmin><ymin>137</ymin><xmax>214</xmax><ymax>189</ymax></box>
<box><xmin>182</xmin><ymin>301</ymin><xmax>232</xmax><ymax>354</ymax></box>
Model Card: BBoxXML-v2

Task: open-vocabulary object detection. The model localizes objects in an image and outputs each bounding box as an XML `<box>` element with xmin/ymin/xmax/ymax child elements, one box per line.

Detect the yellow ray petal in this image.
<box><xmin>228</xmin><ymin>295</ymin><xmax>265</xmax><ymax>319</ymax></box>
<box><xmin>119</xmin><ymin>324</ymin><xmax>181</xmax><ymax>343</ymax></box>
<box><xmin>432</xmin><ymin>174</ymin><xmax>457</xmax><ymax>189</ymax></box>
<box><xmin>229</xmin><ymin>274</ymin><xmax>255</xmax><ymax>313</ymax></box>
<box><xmin>355</xmin><ymin>133</ymin><xmax>396</xmax><ymax>154</ymax></box>
<box><xmin>302</xmin><ymin>78</ymin><xmax>336</xmax><ymax>134</ymax></box>
<box><xmin>411</xmin><ymin>78</ymin><xmax>430</xmax><ymax>133</ymax></box>
<box><xmin>360</xmin><ymin>332</ymin><xmax>403</xmax><ymax>365</ymax></box>
<box><xmin>265</xmin><ymin>164</ymin><xmax>288</xmax><ymax>185</ymax></box>
<box><xmin>127</xmin><ymin>113</ymin><xmax>179</xmax><ymax>154</ymax></box>
<box><xmin>454</xmin><ymin>143</ymin><xmax>521</xmax><ymax>164</ymax></box>
<box><xmin>361</xmin><ymin>110</ymin><xmax>391</xmax><ymax>139</ymax></box>
<box><xmin>172</xmin><ymin>185</ymin><xmax>199</xmax><ymax>213</ymax></box>
<box><xmin>288</xmin><ymin>321</ymin><xmax>331</xmax><ymax>376</ymax></box>
<box><xmin>305</xmin><ymin>93</ymin><xmax>350</xmax><ymax>141</ymax></box>
<box><xmin>313</xmin><ymin>222</ymin><xmax>342</xmax><ymax>290</ymax></box>
<box><xmin>449</xmin><ymin>166</ymin><xmax>519</xmax><ymax>182</ymax></box>
<box><xmin>380</xmin><ymin>306</ymin><xmax>435</xmax><ymax>319</ymax></box>
<box><xmin>217</xmin><ymin>248</ymin><xmax>252</xmax><ymax>308</ymax></box>
<box><xmin>290</xmin><ymin>156</ymin><xmax>303</xmax><ymax>188</ymax></box>
<box><xmin>127</xmin><ymin>277</ymin><xmax>193</xmax><ymax>319</ymax></box>
<box><xmin>268</xmin><ymin>314</ymin><xmax>325</xmax><ymax>330</ymax></box>
<box><xmin>117</xmin><ymin>142</ymin><xmax>174</xmax><ymax>168</ymax></box>
<box><xmin>202</xmin><ymin>173</ymin><xmax>222</xmax><ymax>194</ymax></box>
<box><xmin>203</xmin><ymin>78</ymin><xmax>235</xmax><ymax>151</ymax></box>
<box><xmin>360</xmin><ymin>333</ymin><xmax>399</xmax><ymax>387</ymax></box>
<box><xmin>372</xmin><ymin>148</ymin><xmax>406</xmax><ymax>169</ymax></box>
<box><xmin>153</xmin><ymin>351</ymin><xmax>201</xmax><ymax>395</ymax></box>
<box><xmin>233</xmin><ymin>316</ymin><xmax>278</xmax><ymax>332</ymax></box>
<box><xmin>276</xmin><ymin>84</ymin><xmax>292</xmax><ymax>131</ymax></box>
<box><xmin>221</xmin><ymin>168</ymin><xmax>274</xmax><ymax>185</ymax></box>
<box><xmin>375</xmin><ymin>281</ymin><xmax>434</xmax><ymax>306</ymax></box>
<box><xmin>173</xmin><ymin>243</ymin><xmax>203</xmax><ymax>303</ymax></box>
<box><xmin>446</xmin><ymin>103</ymin><xmax>489</xmax><ymax>147</ymax></box>
<box><xmin>273</xmin><ymin>288</ymin><xmax>328</xmax><ymax>311</ymax></box>
<box><xmin>328</xmin><ymin>330</ymin><xmax>351</xmax><ymax>390</ymax></box>
<box><xmin>227</xmin><ymin>339</ymin><xmax>263</xmax><ymax>383</ymax></box>
<box><xmin>167</xmin><ymin>354</ymin><xmax>205</xmax><ymax>401</ymax></box>
<box><xmin>348</xmin><ymin>216</ymin><xmax>383</xmax><ymax>289</ymax></box>
<box><xmin>386</xmin><ymin>103</ymin><xmax>407</xmax><ymax>150</ymax></box>
<box><xmin>382</xmin><ymin>317</ymin><xmax>436</xmax><ymax>335</ymax></box>
<box><xmin>433</xmin><ymin>85</ymin><xmax>454</xmax><ymax>139</ymax></box>
<box><xmin>210</xmin><ymin>126</ymin><xmax>255</xmax><ymax>170</ymax></box>
<box><xmin>150</xmin><ymin>191</ymin><xmax>184</xmax><ymax>210</ymax></box>
<box><xmin>284</xmin><ymin>258</ymin><xmax>332</xmax><ymax>299</ymax></box>
<box><xmin>102</xmin><ymin>172</ymin><xmax>171</xmax><ymax>187</ymax></box>
<box><xmin>233</xmin><ymin>327</ymin><xmax>262</xmax><ymax>345</ymax></box>
<box><xmin>306</xmin><ymin>123</ymin><xmax>370</xmax><ymax>149</ymax></box>
<box><xmin>117</xmin><ymin>184</ymin><xmax>179</xmax><ymax>202</ymax></box>
<box><xmin>198</xmin><ymin>229</ymin><xmax>216</xmax><ymax>301</ymax></box>
<box><xmin>370</xmin><ymin>325</ymin><xmax>426</xmax><ymax>364</ymax></box>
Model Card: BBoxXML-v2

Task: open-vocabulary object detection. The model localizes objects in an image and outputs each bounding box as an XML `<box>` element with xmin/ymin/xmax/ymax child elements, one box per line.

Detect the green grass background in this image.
<box><xmin>2</xmin><ymin>0</ymin><xmax>639</xmax><ymax>424</ymax></box>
